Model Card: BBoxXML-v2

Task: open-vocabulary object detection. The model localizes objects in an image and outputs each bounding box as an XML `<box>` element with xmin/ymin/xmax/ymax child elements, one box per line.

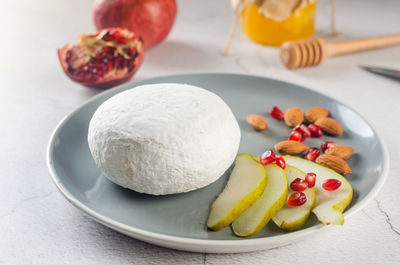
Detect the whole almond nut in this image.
<box><xmin>316</xmin><ymin>154</ymin><xmax>351</xmax><ymax>174</ymax></box>
<box><xmin>274</xmin><ymin>140</ymin><xmax>309</xmax><ymax>155</ymax></box>
<box><xmin>314</xmin><ymin>117</ymin><xmax>343</xmax><ymax>135</ymax></box>
<box><xmin>284</xmin><ymin>107</ymin><xmax>303</xmax><ymax>127</ymax></box>
<box><xmin>305</xmin><ymin>106</ymin><xmax>329</xmax><ymax>123</ymax></box>
<box><xmin>325</xmin><ymin>145</ymin><xmax>354</xmax><ymax>160</ymax></box>
<box><xmin>247</xmin><ymin>114</ymin><xmax>267</xmax><ymax>131</ymax></box>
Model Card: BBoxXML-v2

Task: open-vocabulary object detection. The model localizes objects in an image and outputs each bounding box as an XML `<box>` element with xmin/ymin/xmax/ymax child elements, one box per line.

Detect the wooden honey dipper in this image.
<box><xmin>280</xmin><ymin>34</ymin><xmax>400</xmax><ymax>69</ymax></box>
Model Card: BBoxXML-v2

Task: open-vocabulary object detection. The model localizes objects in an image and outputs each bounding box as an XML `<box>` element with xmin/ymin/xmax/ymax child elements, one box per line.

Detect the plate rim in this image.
<box><xmin>46</xmin><ymin>73</ymin><xmax>390</xmax><ymax>253</ymax></box>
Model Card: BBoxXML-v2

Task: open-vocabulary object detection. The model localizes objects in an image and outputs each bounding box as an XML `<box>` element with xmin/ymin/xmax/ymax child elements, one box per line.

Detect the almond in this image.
<box><xmin>325</xmin><ymin>145</ymin><xmax>354</xmax><ymax>160</ymax></box>
<box><xmin>284</xmin><ymin>107</ymin><xmax>303</xmax><ymax>127</ymax></box>
<box><xmin>305</xmin><ymin>106</ymin><xmax>329</xmax><ymax>123</ymax></box>
<box><xmin>314</xmin><ymin>117</ymin><xmax>343</xmax><ymax>135</ymax></box>
<box><xmin>246</xmin><ymin>114</ymin><xmax>267</xmax><ymax>131</ymax></box>
<box><xmin>316</xmin><ymin>154</ymin><xmax>351</xmax><ymax>174</ymax></box>
<box><xmin>274</xmin><ymin>140</ymin><xmax>309</xmax><ymax>155</ymax></box>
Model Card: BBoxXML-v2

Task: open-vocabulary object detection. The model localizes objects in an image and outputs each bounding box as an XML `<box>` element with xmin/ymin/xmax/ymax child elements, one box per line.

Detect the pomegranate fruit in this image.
<box><xmin>308</xmin><ymin>124</ymin><xmax>323</xmax><ymax>138</ymax></box>
<box><xmin>304</xmin><ymin>147</ymin><xmax>320</xmax><ymax>161</ymax></box>
<box><xmin>93</xmin><ymin>0</ymin><xmax>177</xmax><ymax>48</ymax></box>
<box><xmin>290</xmin><ymin>178</ymin><xmax>308</xmax><ymax>192</ymax></box>
<box><xmin>260</xmin><ymin>150</ymin><xmax>276</xmax><ymax>166</ymax></box>
<box><xmin>322</xmin><ymin>179</ymin><xmax>342</xmax><ymax>191</ymax></box>
<box><xmin>298</xmin><ymin>124</ymin><xmax>312</xmax><ymax>138</ymax></box>
<box><xmin>321</xmin><ymin>141</ymin><xmax>337</xmax><ymax>152</ymax></box>
<box><xmin>275</xmin><ymin>155</ymin><xmax>286</xmax><ymax>169</ymax></box>
<box><xmin>288</xmin><ymin>192</ymin><xmax>307</xmax><ymax>206</ymax></box>
<box><xmin>288</xmin><ymin>131</ymin><xmax>303</xmax><ymax>141</ymax></box>
<box><xmin>269</xmin><ymin>106</ymin><xmax>284</xmax><ymax>120</ymax></box>
<box><xmin>305</xmin><ymin>172</ymin><xmax>316</xmax><ymax>187</ymax></box>
<box><xmin>58</xmin><ymin>28</ymin><xmax>144</xmax><ymax>89</ymax></box>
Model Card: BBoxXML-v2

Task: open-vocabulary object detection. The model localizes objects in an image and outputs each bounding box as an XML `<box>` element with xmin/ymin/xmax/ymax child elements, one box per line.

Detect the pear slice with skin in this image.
<box><xmin>272</xmin><ymin>165</ymin><xmax>316</xmax><ymax>231</ymax></box>
<box><xmin>207</xmin><ymin>154</ymin><xmax>267</xmax><ymax>231</ymax></box>
<box><xmin>232</xmin><ymin>163</ymin><xmax>288</xmax><ymax>237</ymax></box>
<box><xmin>284</xmin><ymin>156</ymin><xmax>353</xmax><ymax>225</ymax></box>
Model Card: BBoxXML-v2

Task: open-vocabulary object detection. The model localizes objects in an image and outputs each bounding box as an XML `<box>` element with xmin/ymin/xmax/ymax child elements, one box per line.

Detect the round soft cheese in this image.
<box><xmin>88</xmin><ymin>83</ymin><xmax>241</xmax><ymax>195</ymax></box>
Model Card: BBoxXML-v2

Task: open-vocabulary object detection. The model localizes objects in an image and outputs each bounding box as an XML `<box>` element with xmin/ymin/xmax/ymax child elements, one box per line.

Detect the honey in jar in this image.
<box><xmin>240</xmin><ymin>0</ymin><xmax>317</xmax><ymax>46</ymax></box>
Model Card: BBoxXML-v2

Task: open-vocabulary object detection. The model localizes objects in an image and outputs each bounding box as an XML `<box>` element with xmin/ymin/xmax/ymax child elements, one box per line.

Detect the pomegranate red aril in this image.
<box><xmin>308</xmin><ymin>124</ymin><xmax>323</xmax><ymax>138</ymax></box>
<box><xmin>299</xmin><ymin>124</ymin><xmax>312</xmax><ymax>138</ymax></box>
<box><xmin>58</xmin><ymin>28</ymin><xmax>144</xmax><ymax>89</ymax></box>
<box><xmin>275</xmin><ymin>155</ymin><xmax>286</xmax><ymax>169</ymax></box>
<box><xmin>113</xmin><ymin>30</ymin><xmax>120</xmax><ymax>39</ymax></box>
<box><xmin>322</xmin><ymin>179</ymin><xmax>342</xmax><ymax>191</ymax></box>
<box><xmin>128</xmin><ymin>47</ymin><xmax>137</xmax><ymax>56</ymax></box>
<box><xmin>305</xmin><ymin>172</ymin><xmax>316</xmax><ymax>187</ymax></box>
<box><xmin>304</xmin><ymin>148</ymin><xmax>320</xmax><ymax>161</ymax></box>
<box><xmin>288</xmin><ymin>192</ymin><xmax>307</xmax><ymax>206</ymax></box>
<box><xmin>288</xmin><ymin>131</ymin><xmax>303</xmax><ymax>142</ymax></box>
<box><xmin>269</xmin><ymin>106</ymin><xmax>284</xmax><ymax>120</ymax></box>
<box><xmin>321</xmin><ymin>141</ymin><xmax>337</xmax><ymax>152</ymax></box>
<box><xmin>118</xmin><ymin>36</ymin><xmax>128</xmax><ymax>44</ymax></box>
<box><xmin>260</xmin><ymin>150</ymin><xmax>276</xmax><ymax>166</ymax></box>
<box><xmin>290</xmin><ymin>178</ymin><xmax>308</xmax><ymax>191</ymax></box>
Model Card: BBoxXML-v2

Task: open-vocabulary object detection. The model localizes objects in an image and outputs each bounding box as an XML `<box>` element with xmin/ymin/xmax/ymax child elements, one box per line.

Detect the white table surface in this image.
<box><xmin>1</xmin><ymin>0</ymin><xmax>400</xmax><ymax>264</ymax></box>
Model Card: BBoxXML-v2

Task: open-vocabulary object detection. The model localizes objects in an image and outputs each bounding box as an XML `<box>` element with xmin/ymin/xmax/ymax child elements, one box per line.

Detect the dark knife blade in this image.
<box><xmin>360</xmin><ymin>65</ymin><xmax>400</xmax><ymax>81</ymax></box>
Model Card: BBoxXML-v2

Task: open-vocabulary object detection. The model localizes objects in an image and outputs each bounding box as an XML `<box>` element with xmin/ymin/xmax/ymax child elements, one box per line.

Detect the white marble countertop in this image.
<box><xmin>1</xmin><ymin>0</ymin><xmax>400</xmax><ymax>264</ymax></box>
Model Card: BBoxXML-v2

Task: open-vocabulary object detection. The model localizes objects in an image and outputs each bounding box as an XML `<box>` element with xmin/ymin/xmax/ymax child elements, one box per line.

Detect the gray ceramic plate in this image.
<box><xmin>47</xmin><ymin>73</ymin><xmax>389</xmax><ymax>253</ymax></box>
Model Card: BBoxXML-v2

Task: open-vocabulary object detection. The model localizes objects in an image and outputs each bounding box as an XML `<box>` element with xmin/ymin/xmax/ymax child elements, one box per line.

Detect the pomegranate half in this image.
<box><xmin>58</xmin><ymin>28</ymin><xmax>144</xmax><ymax>89</ymax></box>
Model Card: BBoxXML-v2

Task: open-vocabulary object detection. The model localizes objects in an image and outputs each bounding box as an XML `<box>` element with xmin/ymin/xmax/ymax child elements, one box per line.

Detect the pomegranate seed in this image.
<box><xmin>76</xmin><ymin>72</ymin><xmax>83</xmax><ymax>80</ymax></box>
<box><xmin>113</xmin><ymin>30</ymin><xmax>120</xmax><ymax>39</ymax></box>
<box><xmin>115</xmin><ymin>56</ymin><xmax>121</xmax><ymax>67</ymax></box>
<box><xmin>128</xmin><ymin>60</ymin><xmax>135</xmax><ymax>70</ymax></box>
<box><xmin>260</xmin><ymin>150</ymin><xmax>276</xmax><ymax>165</ymax></box>
<box><xmin>102</xmin><ymin>32</ymin><xmax>111</xmax><ymax>41</ymax></box>
<box><xmin>84</xmin><ymin>73</ymin><xmax>92</xmax><ymax>81</ymax></box>
<box><xmin>118</xmin><ymin>36</ymin><xmax>128</xmax><ymax>44</ymax></box>
<box><xmin>269</xmin><ymin>106</ymin><xmax>284</xmax><ymax>120</ymax></box>
<box><xmin>128</xmin><ymin>47</ymin><xmax>137</xmax><ymax>56</ymax></box>
<box><xmin>275</xmin><ymin>155</ymin><xmax>286</xmax><ymax>169</ymax></box>
<box><xmin>321</xmin><ymin>141</ymin><xmax>337</xmax><ymax>152</ymax></box>
<box><xmin>107</xmin><ymin>62</ymin><xmax>113</xmax><ymax>71</ymax></box>
<box><xmin>288</xmin><ymin>192</ymin><xmax>307</xmax><ymax>206</ymax></box>
<box><xmin>288</xmin><ymin>131</ymin><xmax>303</xmax><ymax>141</ymax></box>
<box><xmin>290</xmin><ymin>178</ymin><xmax>308</xmax><ymax>191</ymax></box>
<box><xmin>308</xmin><ymin>124</ymin><xmax>323</xmax><ymax>138</ymax></box>
<box><xmin>298</xmin><ymin>124</ymin><xmax>312</xmax><ymax>138</ymax></box>
<box><xmin>304</xmin><ymin>148</ymin><xmax>320</xmax><ymax>161</ymax></box>
<box><xmin>305</xmin><ymin>173</ymin><xmax>316</xmax><ymax>187</ymax></box>
<box><xmin>101</xmin><ymin>48</ymin><xmax>109</xmax><ymax>57</ymax></box>
<box><xmin>322</xmin><ymin>179</ymin><xmax>342</xmax><ymax>191</ymax></box>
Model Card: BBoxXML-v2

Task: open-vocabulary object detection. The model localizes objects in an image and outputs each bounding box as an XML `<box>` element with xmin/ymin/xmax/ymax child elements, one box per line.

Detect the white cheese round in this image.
<box><xmin>88</xmin><ymin>83</ymin><xmax>241</xmax><ymax>195</ymax></box>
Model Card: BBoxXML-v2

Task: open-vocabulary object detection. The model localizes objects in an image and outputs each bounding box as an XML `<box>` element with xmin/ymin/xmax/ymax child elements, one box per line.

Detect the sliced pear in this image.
<box><xmin>232</xmin><ymin>163</ymin><xmax>288</xmax><ymax>237</ymax></box>
<box><xmin>284</xmin><ymin>156</ymin><xmax>353</xmax><ymax>225</ymax></box>
<box><xmin>207</xmin><ymin>154</ymin><xmax>267</xmax><ymax>231</ymax></box>
<box><xmin>272</xmin><ymin>165</ymin><xmax>316</xmax><ymax>231</ymax></box>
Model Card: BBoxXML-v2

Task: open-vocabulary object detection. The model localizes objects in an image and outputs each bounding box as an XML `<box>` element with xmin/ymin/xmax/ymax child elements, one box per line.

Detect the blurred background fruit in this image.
<box><xmin>93</xmin><ymin>0</ymin><xmax>177</xmax><ymax>48</ymax></box>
